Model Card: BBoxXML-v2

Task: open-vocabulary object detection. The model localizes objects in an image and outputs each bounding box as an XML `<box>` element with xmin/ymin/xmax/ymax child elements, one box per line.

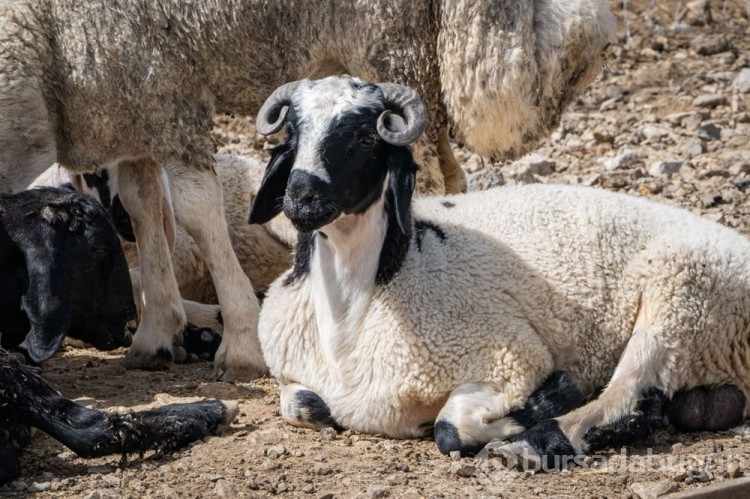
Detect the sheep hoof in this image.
<box><xmin>121</xmin><ymin>347</ymin><xmax>172</xmax><ymax>371</ymax></box>
<box><xmin>212</xmin><ymin>364</ymin><xmax>265</xmax><ymax>382</ymax></box>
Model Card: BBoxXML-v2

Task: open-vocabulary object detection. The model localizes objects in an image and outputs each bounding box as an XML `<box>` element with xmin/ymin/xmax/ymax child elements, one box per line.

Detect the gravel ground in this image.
<box><xmin>5</xmin><ymin>1</ymin><xmax>750</xmax><ymax>498</ymax></box>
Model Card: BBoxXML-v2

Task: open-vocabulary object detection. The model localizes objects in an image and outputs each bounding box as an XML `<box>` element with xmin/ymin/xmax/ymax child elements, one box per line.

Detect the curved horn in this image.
<box><xmin>376</xmin><ymin>83</ymin><xmax>427</xmax><ymax>146</ymax></box>
<box><xmin>256</xmin><ymin>81</ymin><xmax>303</xmax><ymax>135</ymax></box>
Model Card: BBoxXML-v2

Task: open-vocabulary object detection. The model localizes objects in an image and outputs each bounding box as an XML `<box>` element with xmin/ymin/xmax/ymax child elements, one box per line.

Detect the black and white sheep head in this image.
<box><xmin>248</xmin><ymin>76</ymin><xmax>425</xmax><ymax>236</ymax></box>
<box><xmin>1</xmin><ymin>187</ymin><xmax>136</xmax><ymax>363</ymax></box>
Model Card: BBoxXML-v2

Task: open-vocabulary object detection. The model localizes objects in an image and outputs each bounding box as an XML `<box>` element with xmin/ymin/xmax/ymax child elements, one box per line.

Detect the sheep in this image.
<box><xmin>0</xmin><ymin>347</ymin><xmax>239</xmax><ymax>484</ymax></box>
<box><xmin>1</xmin><ymin>0</ymin><xmax>613</xmax><ymax>379</ymax></box>
<box><xmin>0</xmin><ymin>186</ymin><xmax>136</xmax><ymax>363</ymax></box>
<box><xmin>251</xmin><ymin>76</ymin><xmax>750</xmax><ymax>470</ymax></box>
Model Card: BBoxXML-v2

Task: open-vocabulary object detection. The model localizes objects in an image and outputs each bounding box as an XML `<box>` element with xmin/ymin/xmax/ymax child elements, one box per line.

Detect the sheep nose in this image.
<box><xmin>286</xmin><ymin>169</ymin><xmax>325</xmax><ymax>205</ymax></box>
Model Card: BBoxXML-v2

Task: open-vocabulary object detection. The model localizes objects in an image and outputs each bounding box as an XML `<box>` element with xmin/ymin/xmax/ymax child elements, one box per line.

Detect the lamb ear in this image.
<box><xmin>19</xmin><ymin>241</ymin><xmax>73</xmax><ymax>363</ymax></box>
<box><xmin>249</xmin><ymin>145</ymin><xmax>295</xmax><ymax>225</ymax></box>
<box><xmin>386</xmin><ymin>147</ymin><xmax>417</xmax><ymax>236</ymax></box>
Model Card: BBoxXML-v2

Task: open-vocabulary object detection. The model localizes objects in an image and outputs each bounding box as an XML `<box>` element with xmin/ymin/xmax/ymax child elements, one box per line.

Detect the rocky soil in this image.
<box><xmin>5</xmin><ymin>1</ymin><xmax>750</xmax><ymax>498</ymax></box>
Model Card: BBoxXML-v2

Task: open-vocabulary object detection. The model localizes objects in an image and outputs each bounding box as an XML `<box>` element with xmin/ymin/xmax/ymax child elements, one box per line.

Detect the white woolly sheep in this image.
<box><xmin>1</xmin><ymin>0</ymin><xmax>613</xmax><ymax>379</ymax></box>
<box><xmin>252</xmin><ymin>76</ymin><xmax>750</xmax><ymax>469</ymax></box>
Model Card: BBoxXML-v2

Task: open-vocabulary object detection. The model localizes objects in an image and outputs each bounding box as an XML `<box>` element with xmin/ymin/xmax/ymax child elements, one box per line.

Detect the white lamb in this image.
<box><xmin>252</xmin><ymin>76</ymin><xmax>750</xmax><ymax>469</ymax></box>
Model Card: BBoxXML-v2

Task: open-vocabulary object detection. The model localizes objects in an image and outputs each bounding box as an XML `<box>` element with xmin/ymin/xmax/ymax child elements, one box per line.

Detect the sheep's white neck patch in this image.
<box><xmin>291</xmin><ymin>76</ymin><xmax>382</xmax><ymax>182</ymax></box>
<box><xmin>309</xmin><ymin>183</ymin><xmax>388</xmax><ymax>363</ymax></box>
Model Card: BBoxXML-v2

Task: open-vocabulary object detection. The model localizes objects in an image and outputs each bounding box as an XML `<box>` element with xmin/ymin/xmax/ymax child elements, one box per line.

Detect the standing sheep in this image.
<box><xmin>251</xmin><ymin>76</ymin><xmax>750</xmax><ymax>468</ymax></box>
<box><xmin>0</xmin><ymin>0</ymin><xmax>612</xmax><ymax>379</ymax></box>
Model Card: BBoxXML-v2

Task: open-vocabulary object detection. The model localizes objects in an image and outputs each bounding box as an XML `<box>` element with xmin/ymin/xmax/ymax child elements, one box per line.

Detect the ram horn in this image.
<box><xmin>256</xmin><ymin>80</ymin><xmax>303</xmax><ymax>135</ymax></box>
<box><xmin>376</xmin><ymin>83</ymin><xmax>427</xmax><ymax>146</ymax></box>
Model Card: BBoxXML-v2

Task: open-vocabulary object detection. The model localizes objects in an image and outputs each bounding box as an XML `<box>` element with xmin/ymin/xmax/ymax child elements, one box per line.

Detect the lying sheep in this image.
<box><xmin>0</xmin><ymin>186</ymin><xmax>136</xmax><ymax>363</ymax></box>
<box><xmin>252</xmin><ymin>76</ymin><xmax>750</xmax><ymax>468</ymax></box>
<box><xmin>0</xmin><ymin>347</ymin><xmax>238</xmax><ymax>484</ymax></box>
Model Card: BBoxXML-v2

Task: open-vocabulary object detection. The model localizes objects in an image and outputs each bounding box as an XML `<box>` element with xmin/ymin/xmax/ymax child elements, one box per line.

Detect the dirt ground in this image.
<box><xmin>5</xmin><ymin>1</ymin><xmax>750</xmax><ymax>497</ymax></box>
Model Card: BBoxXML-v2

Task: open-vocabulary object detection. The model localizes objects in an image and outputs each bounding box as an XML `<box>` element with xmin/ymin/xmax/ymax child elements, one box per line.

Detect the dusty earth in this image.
<box><xmin>5</xmin><ymin>1</ymin><xmax>750</xmax><ymax>497</ymax></box>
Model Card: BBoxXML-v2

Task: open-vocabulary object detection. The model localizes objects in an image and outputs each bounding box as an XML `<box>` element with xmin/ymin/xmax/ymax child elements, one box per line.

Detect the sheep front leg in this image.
<box><xmin>167</xmin><ymin>163</ymin><xmax>265</xmax><ymax>381</ymax></box>
<box><xmin>434</xmin><ymin>371</ymin><xmax>583</xmax><ymax>456</ymax></box>
<box><xmin>280</xmin><ymin>383</ymin><xmax>340</xmax><ymax>430</ymax></box>
<box><xmin>495</xmin><ymin>325</ymin><xmax>673</xmax><ymax>471</ymax></box>
<box><xmin>118</xmin><ymin>158</ymin><xmax>185</xmax><ymax>370</ymax></box>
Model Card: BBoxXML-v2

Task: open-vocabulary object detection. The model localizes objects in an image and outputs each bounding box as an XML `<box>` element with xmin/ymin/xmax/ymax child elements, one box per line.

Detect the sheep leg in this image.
<box><xmin>0</xmin><ymin>348</ymin><xmax>238</xmax><ymax>466</ymax></box>
<box><xmin>166</xmin><ymin>164</ymin><xmax>265</xmax><ymax>381</ymax></box>
<box><xmin>279</xmin><ymin>383</ymin><xmax>340</xmax><ymax>430</ymax></box>
<box><xmin>118</xmin><ymin>158</ymin><xmax>186</xmax><ymax>370</ymax></box>
<box><xmin>433</xmin><ymin>371</ymin><xmax>583</xmax><ymax>456</ymax></box>
<box><xmin>437</xmin><ymin>129</ymin><xmax>467</xmax><ymax>194</ymax></box>
<box><xmin>493</xmin><ymin>325</ymin><xmax>673</xmax><ymax>471</ymax></box>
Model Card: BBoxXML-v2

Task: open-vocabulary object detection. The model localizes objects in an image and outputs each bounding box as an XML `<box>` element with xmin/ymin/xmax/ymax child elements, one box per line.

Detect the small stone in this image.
<box><xmin>602</xmin><ymin>151</ymin><xmax>640</xmax><ymax>171</ymax></box>
<box><xmin>468</xmin><ymin>166</ymin><xmax>505</xmax><ymax>191</ymax></box>
<box><xmin>213</xmin><ymin>479</ymin><xmax>240</xmax><ymax>498</ymax></box>
<box><xmin>734</xmin><ymin>68</ymin><xmax>750</xmax><ymax>93</ymax></box>
<box><xmin>28</xmin><ymin>482</ymin><xmax>51</xmax><ymax>492</ymax></box>
<box><xmin>629</xmin><ymin>479</ymin><xmax>677</xmax><ymax>499</ymax></box>
<box><xmin>682</xmin><ymin>139</ymin><xmax>704</xmax><ymax>158</ymax></box>
<box><xmin>83</xmin><ymin>490</ymin><xmax>119</xmax><ymax>499</ymax></box>
<box><xmin>161</xmin><ymin>486</ymin><xmax>181</xmax><ymax>499</ymax></box>
<box><xmin>449</xmin><ymin>451</ymin><xmax>461</xmax><ymax>462</ymax></box>
<box><xmin>691</xmin><ymin>35</ymin><xmax>730</xmax><ymax>56</ymax></box>
<box><xmin>691</xmin><ymin>467</ymin><xmax>713</xmax><ymax>483</ymax></box>
<box><xmin>317</xmin><ymin>493</ymin><xmax>334</xmax><ymax>499</ymax></box>
<box><xmin>265</xmin><ymin>444</ymin><xmax>287</xmax><ymax>459</ymax></box>
<box><xmin>697</xmin><ymin>123</ymin><xmax>722</xmax><ymax>141</ymax></box>
<box><xmin>102</xmin><ymin>474</ymin><xmax>121</xmax><ymax>488</ymax></box>
<box><xmin>728</xmin><ymin>460</ymin><xmax>744</xmax><ymax>478</ymax></box>
<box><xmin>303</xmin><ymin>484</ymin><xmax>315</xmax><ymax>493</ymax></box>
<box><xmin>11</xmin><ymin>481</ymin><xmax>29</xmax><ymax>491</ymax></box>
<box><xmin>672</xmin><ymin>470</ymin><xmax>689</xmax><ymax>482</ymax></box>
<box><xmin>450</xmin><ymin>462</ymin><xmax>477</xmax><ymax>478</ymax></box>
<box><xmin>368</xmin><ymin>484</ymin><xmax>391</xmax><ymax>498</ymax></box>
<box><xmin>320</xmin><ymin>427</ymin><xmax>338</xmax><ymax>441</ymax></box>
<box><xmin>737</xmin><ymin>112</ymin><xmax>750</xmax><ymax>123</ymax></box>
<box><xmin>693</xmin><ymin>94</ymin><xmax>727</xmax><ymax>108</ymax></box>
<box><xmin>641</xmin><ymin>125</ymin><xmax>669</xmax><ymax>141</ymax></box>
<box><xmin>649</xmin><ymin>160</ymin><xmax>684</xmax><ymax>177</ymax></box>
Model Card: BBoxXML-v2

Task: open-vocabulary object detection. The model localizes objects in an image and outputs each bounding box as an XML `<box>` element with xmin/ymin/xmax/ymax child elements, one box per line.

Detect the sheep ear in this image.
<box><xmin>386</xmin><ymin>147</ymin><xmax>416</xmax><ymax>236</ymax></box>
<box><xmin>19</xmin><ymin>239</ymin><xmax>73</xmax><ymax>363</ymax></box>
<box><xmin>249</xmin><ymin>145</ymin><xmax>295</xmax><ymax>225</ymax></box>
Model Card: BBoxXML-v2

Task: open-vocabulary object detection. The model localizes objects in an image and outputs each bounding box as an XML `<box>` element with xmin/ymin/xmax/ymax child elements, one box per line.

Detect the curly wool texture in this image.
<box><xmin>0</xmin><ymin>0</ymin><xmax>612</xmax><ymax>193</ymax></box>
<box><xmin>260</xmin><ymin>184</ymin><xmax>750</xmax><ymax>438</ymax></box>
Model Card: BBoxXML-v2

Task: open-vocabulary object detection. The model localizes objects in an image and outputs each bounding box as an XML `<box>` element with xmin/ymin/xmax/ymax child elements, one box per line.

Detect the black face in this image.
<box><xmin>1</xmin><ymin>187</ymin><xmax>136</xmax><ymax>362</ymax></box>
<box><xmin>282</xmin><ymin>106</ymin><xmax>390</xmax><ymax>232</ymax></box>
<box><xmin>65</xmin><ymin>202</ymin><xmax>137</xmax><ymax>351</ymax></box>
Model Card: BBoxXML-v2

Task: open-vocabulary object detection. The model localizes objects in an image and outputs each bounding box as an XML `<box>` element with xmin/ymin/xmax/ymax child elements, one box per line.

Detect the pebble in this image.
<box><xmin>83</xmin><ymin>490</ymin><xmax>119</xmax><ymax>499</ymax></box>
<box><xmin>649</xmin><ymin>160</ymin><xmax>685</xmax><ymax>177</ymax></box>
<box><xmin>367</xmin><ymin>484</ymin><xmax>391</xmax><ymax>498</ymax></box>
<box><xmin>691</xmin><ymin>34</ymin><xmax>730</xmax><ymax>56</ymax></box>
<box><xmin>213</xmin><ymin>479</ymin><xmax>240</xmax><ymax>498</ymax></box>
<box><xmin>602</xmin><ymin>150</ymin><xmax>640</xmax><ymax>171</ymax></box>
<box><xmin>641</xmin><ymin>125</ymin><xmax>669</xmax><ymax>141</ymax></box>
<box><xmin>693</xmin><ymin>94</ymin><xmax>727</xmax><ymax>108</ymax></box>
<box><xmin>728</xmin><ymin>460</ymin><xmax>744</xmax><ymax>478</ymax></box>
<box><xmin>697</xmin><ymin>123</ymin><xmax>722</xmax><ymax>141</ymax></box>
<box><xmin>266</xmin><ymin>444</ymin><xmax>287</xmax><ymax>459</ymax></box>
<box><xmin>320</xmin><ymin>427</ymin><xmax>338</xmax><ymax>441</ymax></box>
<box><xmin>629</xmin><ymin>480</ymin><xmax>677</xmax><ymax>499</ymax></box>
<box><xmin>27</xmin><ymin>482</ymin><xmax>51</xmax><ymax>492</ymax></box>
<box><xmin>734</xmin><ymin>68</ymin><xmax>750</xmax><ymax>93</ymax></box>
